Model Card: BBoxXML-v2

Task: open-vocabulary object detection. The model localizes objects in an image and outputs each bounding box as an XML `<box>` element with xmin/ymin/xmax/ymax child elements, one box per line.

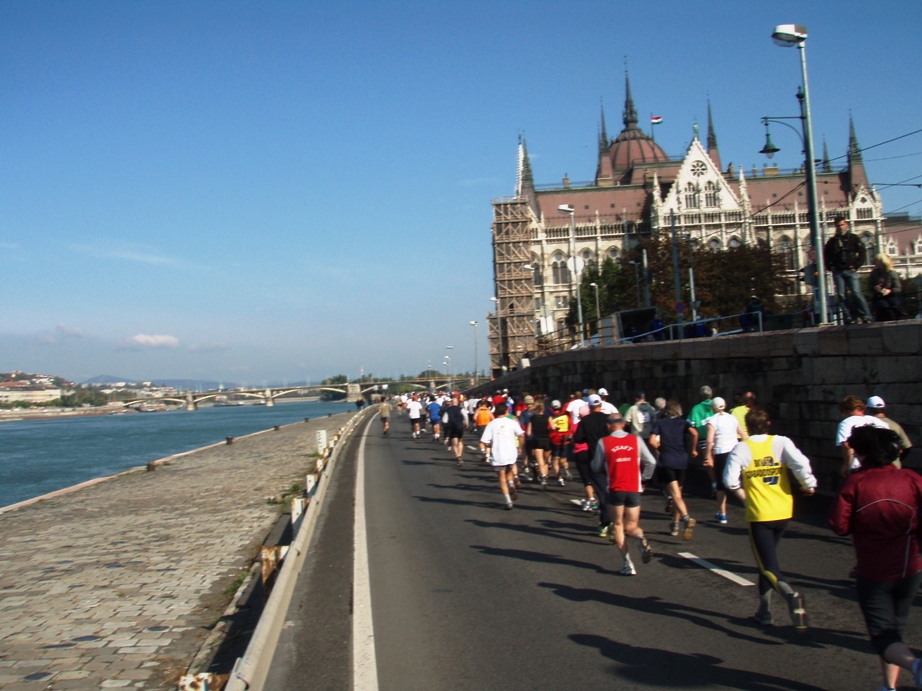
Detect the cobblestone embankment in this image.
<box><xmin>0</xmin><ymin>412</ymin><xmax>356</xmax><ymax>691</ymax></box>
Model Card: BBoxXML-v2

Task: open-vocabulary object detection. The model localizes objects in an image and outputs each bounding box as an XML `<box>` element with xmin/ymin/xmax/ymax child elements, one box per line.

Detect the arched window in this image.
<box><xmin>704</xmin><ymin>180</ymin><xmax>720</xmax><ymax>208</ymax></box>
<box><xmin>607</xmin><ymin>246</ymin><xmax>620</xmax><ymax>262</ymax></box>
<box><xmin>708</xmin><ymin>238</ymin><xmax>720</xmax><ymax>251</ymax></box>
<box><xmin>914</xmin><ymin>237</ymin><xmax>922</xmax><ymax>255</ymax></box>
<box><xmin>778</xmin><ymin>237</ymin><xmax>795</xmax><ymax>271</ymax></box>
<box><xmin>861</xmin><ymin>233</ymin><xmax>874</xmax><ymax>249</ymax></box>
<box><xmin>531</xmin><ymin>257</ymin><xmax>543</xmax><ymax>286</ymax></box>
<box><xmin>685</xmin><ymin>182</ymin><xmax>700</xmax><ymax>209</ymax></box>
<box><xmin>551</xmin><ymin>252</ymin><xmax>570</xmax><ymax>284</ymax></box>
<box><xmin>728</xmin><ymin>237</ymin><xmax>740</xmax><ymax>248</ymax></box>
<box><xmin>886</xmin><ymin>239</ymin><xmax>898</xmax><ymax>257</ymax></box>
<box><xmin>581</xmin><ymin>249</ymin><xmax>595</xmax><ymax>268</ymax></box>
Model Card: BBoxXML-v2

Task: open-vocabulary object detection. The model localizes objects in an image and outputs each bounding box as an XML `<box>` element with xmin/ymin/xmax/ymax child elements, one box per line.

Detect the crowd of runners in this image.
<box><xmin>377</xmin><ymin>385</ymin><xmax>922</xmax><ymax>690</ymax></box>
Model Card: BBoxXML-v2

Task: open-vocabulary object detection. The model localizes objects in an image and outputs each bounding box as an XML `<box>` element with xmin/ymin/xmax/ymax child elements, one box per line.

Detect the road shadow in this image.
<box><xmin>466</xmin><ymin>519</ymin><xmax>601</xmax><ymax>546</ymax></box>
<box><xmin>541</xmin><ymin>582</ymin><xmax>779</xmax><ymax>646</ymax></box>
<box><xmin>569</xmin><ymin>633</ymin><xmax>828</xmax><ymax>690</ymax></box>
<box><xmin>470</xmin><ymin>545</ymin><xmax>620</xmax><ymax>575</ymax></box>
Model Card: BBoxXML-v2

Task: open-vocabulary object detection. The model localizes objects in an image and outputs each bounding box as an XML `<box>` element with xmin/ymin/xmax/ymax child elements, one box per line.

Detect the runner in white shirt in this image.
<box><xmin>704</xmin><ymin>397</ymin><xmax>748</xmax><ymax>524</ymax></box>
<box><xmin>598</xmin><ymin>388</ymin><xmax>617</xmax><ymax>416</ymax></box>
<box><xmin>406</xmin><ymin>394</ymin><xmax>423</xmax><ymax>439</ymax></box>
<box><xmin>567</xmin><ymin>391</ymin><xmax>585</xmax><ymax>425</ymax></box>
<box><xmin>836</xmin><ymin>395</ymin><xmax>889</xmax><ymax>476</ymax></box>
<box><xmin>480</xmin><ymin>402</ymin><xmax>525</xmax><ymax>510</ymax></box>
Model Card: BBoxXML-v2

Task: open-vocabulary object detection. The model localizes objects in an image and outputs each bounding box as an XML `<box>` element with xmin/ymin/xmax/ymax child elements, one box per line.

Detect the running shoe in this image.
<box><xmin>715</xmin><ymin>512</ymin><xmax>728</xmax><ymax>524</ymax></box>
<box><xmin>753</xmin><ymin>608</ymin><xmax>772</xmax><ymax>627</ymax></box>
<box><xmin>665</xmin><ymin>497</ymin><xmax>674</xmax><ymax>514</ymax></box>
<box><xmin>565</xmin><ymin>470</ymin><xmax>572</xmax><ymax>481</ymax></box>
<box><xmin>456</xmin><ymin>460</ymin><xmax>463</xmax><ymax>468</ymax></box>
<box><xmin>510</xmin><ymin>488</ymin><xmax>518</xmax><ymax>502</ymax></box>
<box><xmin>912</xmin><ymin>657</ymin><xmax>922</xmax><ymax>689</ymax></box>
<box><xmin>619</xmin><ymin>562</ymin><xmax>636</xmax><ymax>576</ymax></box>
<box><xmin>640</xmin><ymin>538</ymin><xmax>653</xmax><ymax>564</ymax></box>
<box><xmin>589</xmin><ymin>498</ymin><xmax>599</xmax><ymax>511</ymax></box>
<box><xmin>669</xmin><ymin>522</ymin><xmax>680</xmax><ymax>537</ymax></box>
<box><xmin>598</xmin><ymin>523</ymin><xmax>611</xmax><ymax>538</ymax></box>
<box><xmin>710</xmin><ymin>483</ymin><xmax>718</xmax><ymax>499</ymax></box>
<box><xmin>504</xmin><ymin>502</ymin><xmax>514</xmax><ymax>511</ymax></box>
<box><xmin>540</xmin><ymin>476</ymin><xmax>548</xmax><ymax>490</ymax></box>
<box><xmin>580</xmin><ymin>499</ymin><xmax>591</xmax><ymax>511</ymax></box>
<box><xmin>682</xmin><ymin>517</ymin><xmax>696</xmax><ymax>541</ymax></box>
<box><xmin>513</xmin><ymin>476</ymin><xmax>521</xmax><ymax>489</ymax></box>
<box><xmin>557</xmin><ymin>477</ymin><xmax>566</xmax><ymax>487</ymax></box>
<box><xmin>787</xmin><ymin>592</ymin><xmax>807</xmax><ymax>632</ymax></box>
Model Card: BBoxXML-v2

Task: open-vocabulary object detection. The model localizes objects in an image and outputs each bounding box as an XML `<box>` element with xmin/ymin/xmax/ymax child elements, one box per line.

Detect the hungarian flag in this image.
<box><xmin>651</xmin><ymin>116</ymin><xmax>663</xmax><ymax>124</ymax></box>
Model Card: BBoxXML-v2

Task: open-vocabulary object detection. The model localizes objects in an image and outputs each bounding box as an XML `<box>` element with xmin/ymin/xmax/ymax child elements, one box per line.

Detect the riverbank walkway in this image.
<box><xmin>0</xmin><ymin>412</ymin><xmax>356</xmax><ymax>691</ymax></box>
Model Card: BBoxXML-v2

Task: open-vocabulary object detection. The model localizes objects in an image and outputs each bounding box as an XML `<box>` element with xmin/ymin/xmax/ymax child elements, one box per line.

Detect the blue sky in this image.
<box><xmin>1</xmin><ymin>1</ymin><xmax>920</xmax><ymax>383</ymax></box>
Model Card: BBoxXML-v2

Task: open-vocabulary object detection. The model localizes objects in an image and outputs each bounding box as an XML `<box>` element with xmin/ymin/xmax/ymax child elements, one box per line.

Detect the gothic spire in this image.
<box><xmin>622</xmin><ymin>66</ymin><xmax>638</xmax><ymax>129</ymax></box>
<box><xmin>600</xmin><ymin>99</ymin><xmax>608</xmax><ymax>147</ymax></box>
<box><xmin>848</xmin><ymin>114</ymin><xmax>863</xmax><ymax>163</ymax></box>
<box><xmin>706</xmin><ymin>99</ymin><xmax>718</xmax><ymax>150</ymax></box>
<box><xmin>822</xmin><ymin>136</ymin><xmax>831</xmax><ymax>172</ymax></box>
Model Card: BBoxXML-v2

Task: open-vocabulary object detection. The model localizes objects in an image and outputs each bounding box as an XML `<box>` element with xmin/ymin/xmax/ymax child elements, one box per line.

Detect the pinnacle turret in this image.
<box><xmin>822</xmin><ymin>137</ymin><xmax>831</xmax><ymax>173</ymax></box>
<box><xmin>600</xmin><ymin>99</ymin><xmax>609</xmax><ymax>149</ymax></box>
<box><xmin>848</xmin><ymin>115</ymin><xmax>863</xmax><ymax>163</ymax></box>
<box><xmin>706</xmin><ymin>99</ymin><xmax>718</xmax><ymax>150</ymax></box>
<box><xmin>622</xmin><ymin>69</ymin><xmax>638</xmax><ymax>129</ymax></box>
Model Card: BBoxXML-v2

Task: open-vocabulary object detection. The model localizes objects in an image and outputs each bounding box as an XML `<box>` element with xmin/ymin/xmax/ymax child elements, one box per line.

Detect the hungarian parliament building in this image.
<box><xmin>487</xmin><ymin>74</ymin><xmax>922</xmax><ymax>374</ymax></box>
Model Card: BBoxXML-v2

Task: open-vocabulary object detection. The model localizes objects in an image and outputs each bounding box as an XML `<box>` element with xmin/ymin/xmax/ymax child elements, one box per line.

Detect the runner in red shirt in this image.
<box><xmin>591</xmin><ymin>413</ymin><xmax>657</xmax><ymax>575</ymax></box>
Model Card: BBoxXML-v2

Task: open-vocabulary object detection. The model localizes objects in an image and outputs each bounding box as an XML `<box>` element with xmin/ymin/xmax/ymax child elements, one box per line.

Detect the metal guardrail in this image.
<box><xmin>220</xmin><ymin>408</ymin><xmax>374</xmax><ymax>691</ymax></box>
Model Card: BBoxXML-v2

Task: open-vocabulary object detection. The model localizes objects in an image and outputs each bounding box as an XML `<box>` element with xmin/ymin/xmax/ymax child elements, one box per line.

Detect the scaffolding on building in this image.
<box><xmin>490</xmin><ymin>196</ymin><xmax>537</xmax><ymax>377</ymax></box>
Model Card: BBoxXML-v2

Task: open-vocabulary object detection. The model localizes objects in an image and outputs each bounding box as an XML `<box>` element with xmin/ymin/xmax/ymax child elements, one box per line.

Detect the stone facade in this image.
<box><xmin>471</xmin><ymin>321</ymin><xmax>921</xmax><ymax>492</ymax></box>
<box><xmin>488</xmin><ymin>73</ymin><xmax>922</xmax><ymax>373</ymax></box>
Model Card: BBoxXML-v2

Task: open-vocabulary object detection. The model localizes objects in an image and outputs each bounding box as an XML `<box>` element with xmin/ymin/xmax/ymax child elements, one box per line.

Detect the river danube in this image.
<box><xmin>0</xmin><ymin>400</ymin><xmax>356</xmax><ymax>508</ymax></box>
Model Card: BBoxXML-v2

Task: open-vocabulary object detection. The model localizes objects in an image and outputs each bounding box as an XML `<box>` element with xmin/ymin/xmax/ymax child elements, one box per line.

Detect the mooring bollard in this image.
<box><xmin>147</xmin><ymin>461</ymin><xmax>157</xmax><ymax>472</ymax></box>
<box><xmin>274</xmin><ymin>425</ymin><xmax>280</xmax><ymax>431</ymax></box>
<box><xmin>226</xmin><ymin>436</ymin><xmax>234</xmax><ymax>445</ymax></box>
<box><xmin>304</xmin><ymin>417</ymin><xmax>310</xmax><ymax>423</ymax></box>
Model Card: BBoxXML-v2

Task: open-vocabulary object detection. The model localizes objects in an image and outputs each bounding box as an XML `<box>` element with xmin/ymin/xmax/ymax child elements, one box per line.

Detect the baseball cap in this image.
<box><xmin>598</xmin><ymin>387</ymin><xmax>608</xmax><ymax>396</ymax></box>
<box><xmin>866</xmin><ymin>395</ymin><xmax>886</xmax><ymax>409</ymax></box>
<box><xmin>635</xmin><ymin>391</ymin><xmax>646</xmax><ymax>400</ymax></box>
<box><xmin>711</xmin><ymin>396</ymin><xmax>726</xmax><ymax>410</ymax></box>
<box><xmin>524</xmin><ymin>395</ymin><xmax>534</xmax><ymax>404</ymax></box>
<box><xmin>607</xmin><ymin>414</ymin><xmax>625</xmax><ymax>423</ymax></box>
<box><xmin>550</xmin><ymin>399</ymin><xmax>562</xmax><ymax>410</ymax></box>
<box><xmin>588</xmin><ymin>394</ymin><xmax>602</xmax><ymax>406</ymax></box>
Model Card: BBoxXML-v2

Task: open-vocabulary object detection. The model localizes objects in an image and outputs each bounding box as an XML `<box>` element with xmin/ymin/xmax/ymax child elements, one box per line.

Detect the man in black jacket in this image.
<box><xmin>823</xmin><ymin>215</ymin><xmax>872</xmax><ymax>324</ymax></box>
<box><xmin>574</xmin><ymin>394</ymin><xmax>614</xmax><ymax>538</ymax></box>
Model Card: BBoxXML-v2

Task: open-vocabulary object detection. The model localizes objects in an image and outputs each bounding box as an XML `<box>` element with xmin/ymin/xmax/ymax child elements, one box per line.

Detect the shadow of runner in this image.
<box><xmin>470</xmin><ymin>545</ymin><xmax>620</xmax><ymax>575</ymax></box>
<box><xmin>466</xmin><ymin>520</ymin><xmax>601</xmax><ymax>546</ymax></box>
<box><xmin>569</xmin><ymin>634</ymin><xmax>827</xmax><ymax>690</ymax></box>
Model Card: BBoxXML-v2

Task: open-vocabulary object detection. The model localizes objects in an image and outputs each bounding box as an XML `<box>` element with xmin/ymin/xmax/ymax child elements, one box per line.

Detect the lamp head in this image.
<box><xmin>772</xmin><ymin>24</ymin><xmax>807</xmax><ymax>47</ymax></box>
<box><xmin>469</xmin><ymin>320</ymin><xmax>477</xmax><ymax>326</ymax></box>
<box><xmin>558</xmin><ymin>204</ymin><xmax>575</xmax><ymax>214</ymax></box>
<box><xmin>590</xmin><ymin>282</ymin><xmax>597</xmax><ymax>287</ymax></box>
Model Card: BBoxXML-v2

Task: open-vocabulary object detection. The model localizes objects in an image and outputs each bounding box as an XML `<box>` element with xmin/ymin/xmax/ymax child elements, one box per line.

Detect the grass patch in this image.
<box><xmin>224</xmin><ymin>570</ymin><xmax>248</xmax><ymax>596</ymax></box>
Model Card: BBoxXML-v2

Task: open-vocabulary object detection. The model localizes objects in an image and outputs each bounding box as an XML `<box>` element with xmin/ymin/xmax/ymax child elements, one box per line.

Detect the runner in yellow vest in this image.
<box><xmin>724</xmin><ymin>408</ymin><xmax>817</xmax><ymax>630</ymax></box>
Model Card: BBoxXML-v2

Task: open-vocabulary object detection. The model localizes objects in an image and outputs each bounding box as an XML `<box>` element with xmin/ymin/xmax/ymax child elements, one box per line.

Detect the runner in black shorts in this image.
<box><xmin>649</xmin><ymin>399</ymin><xmax>698</xmax><ymax>540</ymax></box>
<box><xmin>527</xmin><ymin>401</ymin><xmax>551</xmax><ymax>488</ymax></box>
<box><xmin>444</xmin><ymin>392</ymin><xmax>467</xmax><ymax>467</ymax></box>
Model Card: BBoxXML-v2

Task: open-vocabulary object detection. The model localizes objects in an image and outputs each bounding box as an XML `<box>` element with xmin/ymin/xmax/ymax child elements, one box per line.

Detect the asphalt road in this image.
<box><xmin>268</xmin><ymin>413</ymin><xmax>922</xmax><ymax>690</ymax></box>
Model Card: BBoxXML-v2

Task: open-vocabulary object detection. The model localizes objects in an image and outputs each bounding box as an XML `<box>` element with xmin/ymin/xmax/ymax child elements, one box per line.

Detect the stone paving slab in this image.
<box><xmin>0</xmin><ymin>412</ymin><xmax>356</xmax><ymax>690</ymax></box>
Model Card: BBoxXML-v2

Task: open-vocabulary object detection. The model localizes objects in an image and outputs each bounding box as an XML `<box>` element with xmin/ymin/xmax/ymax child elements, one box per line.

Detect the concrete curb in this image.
<box><xmin>224</xmin><ymin>407</ymin><xmax>374</xmax><ymax>691</ymax></box>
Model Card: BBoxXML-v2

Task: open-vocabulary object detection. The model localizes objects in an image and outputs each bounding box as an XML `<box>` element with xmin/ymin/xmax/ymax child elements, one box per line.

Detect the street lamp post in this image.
<box><xmin>589</xmin><ymin>282</ymin><xmax>601</xmax><ymax>342</ymax></box>
<box><xmin>767</xmin><ymin>23</ymin><xmax>830</xmax><ymax>325</ymax></box>
<box><xmin>558</xmin><ymin>204</ymin><xmax>584</xmax><ymax>342</ymax></box>
<box><xmin>642</xmin><ymin>248</ymin><xmax>651</xmax><ymax>308</ymax></box>
<box><xmin>628</xmin><ymin>261</ymin><xmax>641</xmax><ymax>307</ymax></box>
<box><xmin>670</xmin><ymin>211</ymin><xmax>684</xmax><ymax>337</ymax></box>
<box><xmin>469</xmin><ymin>321</ymin><xmax>478</xmax><ymax>386</ymax></box>
<box><xmin>445</xmin><ymin>346</ymin><xmax>455</xmax><ymax>391</ymax></box>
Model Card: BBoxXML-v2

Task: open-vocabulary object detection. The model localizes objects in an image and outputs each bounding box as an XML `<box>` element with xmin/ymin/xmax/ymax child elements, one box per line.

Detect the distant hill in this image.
<box><xmin>82</xmin><ymin>375</ymin><xmax>236</xmax><ymax>390</ymax></box>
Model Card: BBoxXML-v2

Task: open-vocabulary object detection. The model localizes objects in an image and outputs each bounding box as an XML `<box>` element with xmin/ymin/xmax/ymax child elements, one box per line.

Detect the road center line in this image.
<box><xmin>678</xmin><ymin>552</ymin><xmax>755</xmax><ymax>587</ymax></box>
<box><xmin>353</xmin><ymin>424</ymin><xmax>379</xmax><ymax>690</ymax></box>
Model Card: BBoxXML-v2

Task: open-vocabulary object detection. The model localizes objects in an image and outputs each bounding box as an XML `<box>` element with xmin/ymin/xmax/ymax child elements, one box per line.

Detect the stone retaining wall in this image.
<box><xmin>473</xmin><ymin>321</ymin><xmax>921</xmax><ymax>491</ymax></box>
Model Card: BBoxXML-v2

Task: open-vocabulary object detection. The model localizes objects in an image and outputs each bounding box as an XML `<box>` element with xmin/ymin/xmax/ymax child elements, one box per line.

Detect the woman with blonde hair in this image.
<box><xmin>869</xmin><ymin>253</ymin><xmax>902</xmax><ymax>321</ymax></box>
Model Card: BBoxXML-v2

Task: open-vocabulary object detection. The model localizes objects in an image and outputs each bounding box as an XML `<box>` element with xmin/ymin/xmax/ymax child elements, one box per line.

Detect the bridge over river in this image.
<box><xmin>121</xmin><ymin>377</ymin><xmax>459</xmax><ymax>409</ymax></box>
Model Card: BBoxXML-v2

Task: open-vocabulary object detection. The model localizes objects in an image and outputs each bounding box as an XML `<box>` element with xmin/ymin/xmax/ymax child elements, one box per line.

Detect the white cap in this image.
<box><xmin>588</xmin><ymin>394</ymin><xmax>602</xmax><ymax>406</ymax></box>
<box><xmin>711</xmin><ymin>396</ymin><xmax>726</xmax><ymax>411</ymax></box>
<box><xmin>598</xmin><ymin>388</ymin><xmax>608</xmax><ymax>396</ymax></box>
<box><xmin>867</xmin><ymin>395</ymin><xmax>886</xmax><ymax>409</ymax></box>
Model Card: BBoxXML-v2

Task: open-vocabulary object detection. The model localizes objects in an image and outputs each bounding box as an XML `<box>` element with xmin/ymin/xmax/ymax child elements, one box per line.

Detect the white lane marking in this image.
<box><xmin>678</xmin><ymin>552</ymin><xmax>755</xmax><ymax>587</ymax></box>
<box><xmin>353</xmin><ymin>426</ymin><xmax>379</xmax><ymax>690</ymax></box>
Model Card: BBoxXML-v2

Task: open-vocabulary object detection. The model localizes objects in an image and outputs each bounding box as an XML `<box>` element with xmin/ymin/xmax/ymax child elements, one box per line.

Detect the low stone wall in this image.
<box><xmin>473</xmin><ymin>321</ymin><xmax>921</xmax><ymax>491</ymax></box>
